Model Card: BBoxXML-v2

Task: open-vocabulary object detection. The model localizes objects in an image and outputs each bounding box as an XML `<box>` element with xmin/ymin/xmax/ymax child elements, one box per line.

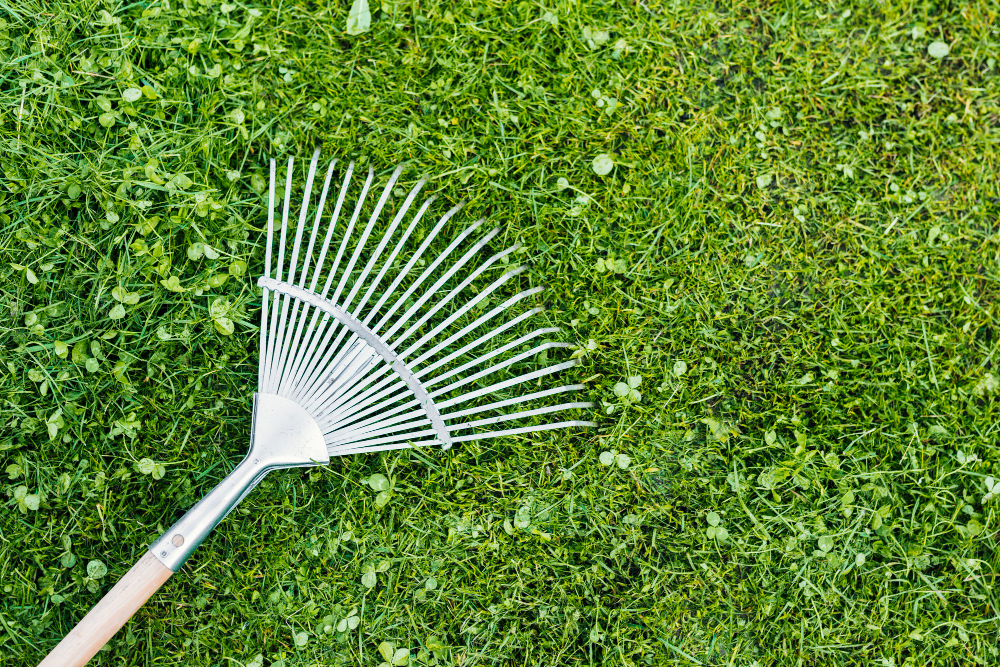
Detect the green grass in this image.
<box><xmin>2</xmin><ymin>0</ymin><xmax>1000</xmax><ymax>665</ymax></box>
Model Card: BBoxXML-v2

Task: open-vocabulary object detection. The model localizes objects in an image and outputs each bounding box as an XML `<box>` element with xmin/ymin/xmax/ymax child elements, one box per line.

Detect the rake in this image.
<box><xmin>40</xmin><ymin>150</ymin><xmax>595</xmax><ymax>666</ymax></box>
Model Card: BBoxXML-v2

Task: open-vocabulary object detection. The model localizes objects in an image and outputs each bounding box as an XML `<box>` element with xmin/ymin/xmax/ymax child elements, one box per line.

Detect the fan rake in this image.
<box><xmin>39</xmin><ymin>150</ymin><xmax>594</xmax><ymax>666</ymax></box>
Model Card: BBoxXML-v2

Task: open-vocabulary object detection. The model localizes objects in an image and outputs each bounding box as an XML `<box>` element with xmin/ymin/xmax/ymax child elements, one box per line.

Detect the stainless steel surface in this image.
<box><xmin>258</xmin><ymin>276</ymin><xmax>454</xmax><ymax>449</ymax></box>
<box><xmin>149</xmin><ymin>393</ymin><xmax>328</xmax><ymax>571</ymax></box>
<box><xmin>255</xmin><ymin>150</ymin><xmax>596</xmax><ymax>460</ymax></box>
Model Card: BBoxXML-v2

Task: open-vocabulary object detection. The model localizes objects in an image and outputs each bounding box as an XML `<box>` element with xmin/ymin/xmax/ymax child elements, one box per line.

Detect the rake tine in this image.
<box><xmin>256</xmin><ymin>155</ymin><xmax>594</xmax><ymax>454</ymax></box>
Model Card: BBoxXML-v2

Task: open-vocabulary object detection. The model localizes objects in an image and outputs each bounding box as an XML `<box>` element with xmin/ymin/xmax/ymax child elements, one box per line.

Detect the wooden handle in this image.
<box><xmin>39</xmin><ymin>551</ymin><xmax>172</xmax><ymax>667</ymax></box>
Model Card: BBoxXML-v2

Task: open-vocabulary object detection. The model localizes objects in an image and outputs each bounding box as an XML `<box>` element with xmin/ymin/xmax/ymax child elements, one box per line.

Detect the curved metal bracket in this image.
<box><xmin>259</xmin><ymin>276</ymin><xmax>453</xmax><ymax>448</ymax></box>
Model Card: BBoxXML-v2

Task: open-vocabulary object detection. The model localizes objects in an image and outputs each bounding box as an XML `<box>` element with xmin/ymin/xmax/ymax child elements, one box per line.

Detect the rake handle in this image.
<box><xmin>37</xmin><ymin>394</ymin><xmax>328</xmax><ymax>666</ymax></box>
<box><xmin>38</xmin><ymin>551</ymin><xmax>172</xmax><ymax>667</ymax></box>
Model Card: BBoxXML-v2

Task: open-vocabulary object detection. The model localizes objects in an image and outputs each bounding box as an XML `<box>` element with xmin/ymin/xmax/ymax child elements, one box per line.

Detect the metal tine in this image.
<box><xmin>319</xmin><ymin>165</ymin><xmax>375</xmax><ymax>300</ymax></box>
<box><xmin>420</xmin><ymin>330</ymin><xmax>565</xmax><ymax>391</ymax></box>
<box><xmin>322</xmin><ymin>330</ymin><xmax>563</xmax><ymax>437</ymax></box>
<box><xmin>408</xmin><ymin>299</ymin><xmax>545</xmax><ymax>375</ymax></box>
<box><xmin>299</xmin><ymin>208</ymin><xmax>482</xmax><ymax>413</ymax></box>
<box><xmin>334</xmin><ymin>264</ymin><xmax>536</xmax><ymax>416</ymax></box>
<box><xmin>288</xmin><ymin>148</ymin><xmax>322</xmax><ymax>287</ymax></box>
<box><xmin>310</xmin><ymin>181</ymin><xmax>431</xmax><ymax>376</ymax></box>
<box><xmin>441</xmin><ymin>384</ymin><xmax>588</xmax><ymax>421</ymax></box>
<box><xmin>321</xmin><ymin>344</ymin><xmax>378</xmax><ymax>399</ymax></box>
<box><xmin>328</xmin><ymin>166</ymin><xmax>404</xmax><ymax>308</ymax></box>
<box><xmin>312</xmin><ymin>225</ymin><xmax>507</xmax><ymax>415</ymax></box>
<box><xmin>295</xmin><ymin>316</ymin><xmax>389</xmax><ymax>414</ymax></box>
<box><xmin>274</xmin><ymin>158</ymin><xmax>294</xmax><ymax>280</ymax></box>
<box><xmin>285</xmin><ymin>166</ymin><xmax>375</xmax><ymax>406</ymax></box>
<box><xmin>328</xmin><ymin>428</ymin><xmax>435</xmax><ymax>451</ymax></box>
<box><xmin>330</xmin><ymin>417</ymin><xmax>598</xmax><ymax>456</ymax></box>
<box><xmin>296</xmin><ymin>218</ymin><xmax>488</xmax><ymax>412</ymax></box>
<box><xmin>326</xmin><ymin>413</ymin><xmax>435</xmax><ymax>447</ymax></box>
<box><xmin>322</xmin><ymin>385</ymin><xmax>594</xmax><ymax>452</ymax></box>
<box><xmin>321</xmin><ymin>384</ymin><xmax>429</xmax><ymax>440</ymax></box>
<box><xmin>270</xmin><ymin>149</ymin><xmax>322</xmax><ymax>391</ymax></box>
<box><xmin>328</xmin><ymin>384</ymin><xmax>588</xmax><ymax>446</ymax></box>
<box><xmin>290</xmin><ymin>198</ymin><xmax>453</xmax><ymax>410</ymax></box>
<box><xmin>319</xmin><ymin>385</ymin><xmax>420</xmax><ymax>437</ymax></box>
<box><xmin>258</xmin><ymin>158</ymin><xmax>277</xmax><ymax>390</ymax></box>
<box><xmin>333</xmin><ymin>441</ymin><xmax>438</xmax><ymax>456</ymax></box>
<box><xmin>334</xmin><ymin>402</ymin><xmax>595</xmax><ymax>448</ymax></box>
<box><xmin>314</xmin><ymin>337</ymin><xmax>424</xmax><ymax>414</ymax></box>
<box><xmin>313</xmin><ymin>356</ymin><xmax>417</xmax><ymax>433</ymax></box>
<box><xmin>310</xmin><ymin>283</ymin><xmax>542</xmax><ymax>433</ymax></box>
<box><xmin>449</xmin><ymin>420</ymin><xmax>597</xmax><ymax>443</ymax></box>
<box><xmin>334</xmin><ymin>427</ymin><xmax>439</xmax><ymax>451</ymax></box>
<box><xmin>342</xmin><ymin>177</ymin><xmax>426</xmax><ymax>310</ymax></box>
<box><xmin>333</xmin><ymin>413</ymin><xmax>440</xmax><ymax>444</ymax></box>
<box><xmin>361</xmin><ymin>200</ymin><xmax>467</xmax><ymax>328</ymax></box>
<box><xmin>366</xmin><ymin>219</ymin><xmax>486</xmax><ymax>339</ymax></box>
<box><xmin>386</xmin><ymin>233</ymin><xmax>516</xmax><ymax>353</ymax></box>
<box><xmin>393</xmin><ymin>259</ymin><xmax>525</xmax><ymax>359</ymax></box>
<box><xmin>295</xmin><ymin>318</ymin><xmax>387</xmax><ymax>416</ymax></box>
<box><xmin>312</xmin><ymin>260</ymin><xmax>533</xmax><ymax>430</ymax></box>
<box><xmin>274</xmin><ymin>157</ymin><xmax>338</xmax><ymax>396</ymax></box>
<box><xmin>293</xmin><ymin>175</ymin><xmax>425</xmax><ymax>402</ymax></box>
<box><xmin>285</xmin><ymin>162</ymin><xmax>376</xmax><ymax>401</ymax></box>
<box><xmin>290</xmin><ymin>323</ymin><xmax>366</xmax><ymax>410</ymax></box>
<box><xmin>302</xmin><ymin>216</ymin><xmax>490</xmax><ymax>410</ymax></box>
<box><xmin>427</xmin><ymin>342</ymin><xmax>574</xmax><ymax>401</ymax></box>
<box><xmin>298</xmin><ymin>203</ymin><xmax>476</xmax><ymax>411</ymax></box>
<box><xmin>301</xmin><ymin>213</ymin><xmax>489</xmax><ymax>413</ymax></box>
<box><xmin>447</xmin><ymin>402</ymin><xmax>595</xmax><ymax>431</ymax></box>
<box><xmin>323</xmin><ymin>339</ymin><xmax>391</xmax><ymax>410</ymax></box>
<box><xmin>317</xmin><ymin>320</ymin><xmax>520</xmax><ymax>435</ymax></box>
<box><xmin>312</xmin><ymin>162</ymin><xmax>355</xmax><ymax>294</ymax></box>
<box><xmin>378</xmin><ymin>226</ymin><xmax>501</xmax><ymax>347</ymax></box>
<box><xmin>262</xmin><ymin>156</ymin><xmax>295</xmax><ymax>391</ymax></box>
<box><xmin>259</xmin><ymin>158</ymin><xmax>281</xmax><ymax>389</ymax></box>
<box><xmin>328</xmin><ymin>423</ymin><xmax>438</xmax><ymax>450</ymax></box>
<box><xmin>264</xmin><ymin>155</ymin><xmax>301</xmax><ymax>390</ymax></box>
<box><xmin>278</xmin><ymin>163</ymin><xmax>356</xmax><ymax>399</ymax></box>
<box><xmin>325</xmin><ymin>379</ymin><xmax>564</xmax><ymax>449</ymax></box>
<box><xmin>355</xmin><ymin>195</ymin><xmax>438</xmax><ymax>327</ymax></box>
<box><xmin>307</xmin><ymin>339</ymin><xmax>386</xmax><ymax>417</ymax></box>
<box><xmin>435</xmin><ymin>360</ymin><xmax>581</xmax><ymax>410</ymax></box>
<box><xmin>333</xmin><ymin>441</ymin><xmax>435</xmax><ymax>456</ymax></box>
<box><xmin>324</xmin><ymin>385</ymin><xmax>436</xmax><ymax>435</ymax></box>
<box><xmin>298</xmin><ymin>156</ymin><xmax>337</xmax><ymax>289</ymax></box>
<box><xmin>315</xmin><ymin>287</ymin><xmax>562</xmax><ymax>444</ymax></box>
<box><xmin>334</xmin><ymin>412</ymin><xmax>596</xmax><ymax>452</ymax></box>
<box><xmin>295</xmin><ymin>193</ymin><xmax>436</xmax><ymax>404</ymax></box>
<box><xmin>317</xmin><ymin>314</ymin><xmax>555</xmax><ymax>431</ymax></box>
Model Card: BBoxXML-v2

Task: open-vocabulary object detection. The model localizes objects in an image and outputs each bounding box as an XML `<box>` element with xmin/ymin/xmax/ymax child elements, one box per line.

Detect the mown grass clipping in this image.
<box><xmin>2</xmin><ymin>1</ymin><xmax>1000</xmax><ymax>666</ymax></box>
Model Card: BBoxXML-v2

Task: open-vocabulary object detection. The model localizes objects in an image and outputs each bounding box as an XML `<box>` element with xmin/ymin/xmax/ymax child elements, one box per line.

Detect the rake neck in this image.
<box><xmin>149</xmin><ymin>393</ymin><xmax>328</xmax><ymax>571</ymax></box>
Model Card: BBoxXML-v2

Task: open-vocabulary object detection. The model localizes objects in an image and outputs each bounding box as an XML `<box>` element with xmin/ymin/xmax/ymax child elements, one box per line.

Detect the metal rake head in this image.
<box><xmin>256</xmin><ymin>149</ymin><xmax>596</xmax><ymax>458</ymax></box>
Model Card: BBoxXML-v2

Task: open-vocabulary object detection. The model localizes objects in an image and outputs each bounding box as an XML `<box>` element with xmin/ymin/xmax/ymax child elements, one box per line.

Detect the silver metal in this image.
<box><xmin>252</xmin><ymin>153</ymin><xmax>595</xmax><ymax>456</ymax></box>
<box><xmin>259</xmin><ymin>276</ymin><xmax>453</xmax><ymax>449</ymax></box>
<box><xmin>149</xmin><ymin>393</ymin><xmax>328</xmax><ymax>571</ymax></box>
<box><xmin>147</xmin><ymin>151</ymin><xmax>594</xmax><ymax>572</ymax></box>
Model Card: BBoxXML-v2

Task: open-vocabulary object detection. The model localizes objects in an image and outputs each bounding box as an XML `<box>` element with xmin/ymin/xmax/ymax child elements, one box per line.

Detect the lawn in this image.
<box><xmin>2</xmin><ymin>1</ymin><xmax>1000</xmax><ymax>665</ymax></box>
